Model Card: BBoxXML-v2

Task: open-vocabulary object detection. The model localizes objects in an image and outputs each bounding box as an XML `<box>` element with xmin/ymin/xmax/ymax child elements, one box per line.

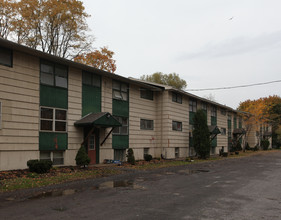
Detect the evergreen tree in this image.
<box><xmin>75</xmin><ymin>145</ymin><xmax>90</xmax><ymax>167</ymax></box>
<box><xmin>193</xmin><ymin>109</ymin><xmax>211</xmax><ymax>159</ymax></box>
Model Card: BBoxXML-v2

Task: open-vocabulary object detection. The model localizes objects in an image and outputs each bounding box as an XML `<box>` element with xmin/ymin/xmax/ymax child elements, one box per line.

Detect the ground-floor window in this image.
<box><xmin>143</xmin><ymin>148</ymin><xmax>149</xmax><ymax>158</ymax></box>
<box><xmin>175</xmin><ymin>147</ymin><xmax>179</xmax><ymax>158</ymax></box>
<box><xmin>40</xmin><ymin>151</ymin><xmax>64</xmax><ymax>165</ymax></box>
<box><xmin>114</xmin><ymin>149</ymin><xmax>126</xmax><ymax>161</ymax></box>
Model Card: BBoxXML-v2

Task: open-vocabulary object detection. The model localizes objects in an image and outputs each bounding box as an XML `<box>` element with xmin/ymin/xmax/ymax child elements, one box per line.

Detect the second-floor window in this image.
<box><xmin>211</xmin><ymin>106</ymin><xmax>217</xmax><ymax>117</ymax></box>
<box><xmin>172</xmin><ymin>92</ymin><xmax>182</xmax><ymax>104</ymax></box>
<box><xmin>40</xmin><ymin>107</ymin><xmax>67</xmax><ymax>132</ymax></box>
<box><xmin>189</xmin><ymin>100</ymin><xmax>197</xmax><ymax>112</ymax></box>
<box><xmin>40</xmin><ymin>60</ymin><xmax>68</xmax><ymax>88</ymax></box>
<box><xmin>113</xmin><ymin>81</ymin><xmax>128</xmax><ymax>101</ymax></box>
<box><xmin>82</xmin><ymin>71</ymin><xmax>101</xmax><ymax>87</ymax></box>
<box><xmin>0</xmin><ymin>47</ymin><xmax>12</xmax><ymax>67</ymax></box>
<box><xmin>140</xmin><ymin>88</ymin><xmax>153</xmax><ymax>100</ymax></box>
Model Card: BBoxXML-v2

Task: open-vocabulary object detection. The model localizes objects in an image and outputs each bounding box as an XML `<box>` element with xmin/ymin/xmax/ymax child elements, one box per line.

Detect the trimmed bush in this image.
<box><xmin>261</xmin><ymin>139</ymin><xmax>270</xmax><ymax>150</ymax></box>
<box><xmin>127</xmin><ymin>148</ymin><xmax>135</xmax><ymax>165</ymax></box>
<box><xmin>144</xmin><ymin>154</ymin><xmax>153</xmax><ymax>162</ymax></box>
<box><xmin>75</xmin><ymin>145</ymin><xmax>90</xmax><ymax>167</ymax></box>
<box><xmin>27</xmin><ymin>160</ymin><xmax>53</xmax><ymax>174</ymax></box>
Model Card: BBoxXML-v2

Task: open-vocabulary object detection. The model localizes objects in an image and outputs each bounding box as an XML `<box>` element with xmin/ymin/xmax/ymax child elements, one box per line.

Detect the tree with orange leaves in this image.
<box><xmin>238</xmin><ymin>95</ymin><xmax>281</xmax><ymax>148</ymax></box>
<box><xmin>74</xmin><ymin>47</ymin><xmax>117</xmax><ymax>73</ymax></box>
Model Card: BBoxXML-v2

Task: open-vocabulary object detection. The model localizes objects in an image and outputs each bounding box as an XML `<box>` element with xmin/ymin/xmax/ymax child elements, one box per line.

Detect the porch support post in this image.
<box><xmin>81</xmin><ymin>127</ymin><xmax>95</xmax><ymax>146</ymax></box>
<box><xmin>101</xmin><ymin>127</ymin><xmax>114</xmax><ymax>146</ymax></box>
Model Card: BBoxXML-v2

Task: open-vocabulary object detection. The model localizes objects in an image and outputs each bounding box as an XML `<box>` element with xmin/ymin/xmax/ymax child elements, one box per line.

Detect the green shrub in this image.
<box><xmin>235</xmin><ymin>142</ymin><xmax>242</xmax><ymax>151</ymax></box>
<box><xmin>75</xmin><ymin>145</ymin><xmax>90</xmax><ymax>167</ymax></box>
<box><xmin>127</xmin><ymin>148</ymin><xmax>135</xmax><ymax>165</ymax></box>
<box><xmin>144</xmin><ymin>154</ymin><xmax>153</xmax><ymax>162</ymax></box>
<box><xmin>192</xmin><ymin>110</ymin><xmax>210</xmax><ymax>159</ymax></box>
<box><xmin>27</xmin><ymin>160</ymin><xmax>53</xmax><ymax>174</ymax></box>
<box><xmin>261</xmin><ymin>139</ymin><xmax>270</xmax><ymax>150</ymax></box>
<box><xmin>245</xmin><ymin>142</ymin><xmax>251</xmax><ymax>150</ymax></box>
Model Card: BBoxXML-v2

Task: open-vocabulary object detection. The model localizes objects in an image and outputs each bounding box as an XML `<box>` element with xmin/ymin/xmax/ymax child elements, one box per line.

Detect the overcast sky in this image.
<box><xmin>82</xmin><ymin>0</ymin><xmax>281</xmax><ymax>109</ymax></box>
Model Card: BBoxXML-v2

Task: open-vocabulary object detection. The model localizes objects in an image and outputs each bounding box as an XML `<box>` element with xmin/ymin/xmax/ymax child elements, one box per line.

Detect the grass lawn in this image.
<box><xmin>0</xmin><ymin>149</ymin><xmax>278</xmax><ymax>192</ymax></box>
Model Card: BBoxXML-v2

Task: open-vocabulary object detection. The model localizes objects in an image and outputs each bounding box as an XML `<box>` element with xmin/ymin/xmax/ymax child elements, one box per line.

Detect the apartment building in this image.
<box><xmin>0</xmin><ymin>38</ymin><xmax>251</xmax><ymax>171</ymax></box>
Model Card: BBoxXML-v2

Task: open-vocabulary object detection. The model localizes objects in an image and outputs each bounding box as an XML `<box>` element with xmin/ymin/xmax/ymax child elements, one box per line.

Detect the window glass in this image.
<box><xmin>41</xmin><ymin>62</ymin><xmax>53</xmax><ymax>74</ymax></box>
<box><xmin>141</xmin><ymin>89</ymin><xmax>153</xmax><ymax>100</ymax></box>
<box><xmin>189</xmin><ymin>100</ymin><xmax>197</xmax><ymax>112</ymax></box>
<box><xmin>40</xmin><ymin>120</ymin><xmax>53</xmax><ymax>131</ymax></box>
<box><xmin>55</xmin><ymin>65</ymin><xmax>67</xmax><ymax>77</ymax></box>
<box><xmin>0</xmin><ymin>47</ymin><xmax>12</xmax><ymax>67</ymax></box>
<box><xmin>41</xmin><ymin>72</ymin><xmax>54</xmax><ymax>85</ymax></box>
<box><xmin>89</xmin><ymin>135</ymin><xmax>95</xmax><ymax>150</ymax></box>
<box><xmin>82</xmin><ymin>72</ymin><xmax>92</xmax><ymax>85</ymax></box>
<box><xmin>55</xmin><ymin>75</ymin><xmax>67</xmax><ymax>88</ymax></box>
<box><xmin>40</xmin><ymin>107</ymin><xmax>67</xmax><ymax>132</ymax></box>
<box><xmin>92</xmin><ymin>74</ymin><xmax>101</xmax><ymax>87</ymax></box>
<box><xmin>172</xmin><ymin>121</ymin><xmax>182</xmax><ymax>131</ymax></box>
<box><xmin>40</xmin><ymin>60</ymin><xmax>67</xmax><ymax>88</ymax></box>
<box><xmin>121</xmin><ymin>92</ymin><xmax>128</xmax><ymax>101</ymax></box>
<box><xmin>140</xmin><ymin>119</ymin><xmax>153</xmax><ymax>130</ymax></box>
<box><xmin>113</xmin><ymin>116</ymin><xmax>128</xmax><ymax>135</ymax></box>
<box><xmin>172</xmin><ymin>93</ymin><xmax>182</xmax><ymax>104</ymax></box>
<box><xmin>113</xmin><ymin>81</ymin><xmax>128</xmax><ymax>101</ymax></box>
<box><xmin>55</xmin><ymin>121</ymin><xmax>66</xmax><ymax>131</ymax></box>
<box><xmin>121</xmin><ymin>84</ymin><xmax>128</xmax><ymax>92</ymax></box>
<box><xmin>113</xmin><ymin>90</ymin><xmax>122</xmax><ymax>99</ymax></box>
<box><xmin>53</xmin><ymin>151</ymin><xmax>64</xmax><ymax>165</ymax></box>
<box><xmin>113</xmin><ymin>81</ymin><xmax>120</xmax><ymax>90</ymax></box>
<box><xmin>55</xmin><ymin>109</ymin><xmax>67</xmax><ymax>120</ymax></box>
<box><xmin>40</xmin><ymin>151</ymin><xmax>51</xmax><ymax>160</ymax></box>
<box><xmin>41</xmin><ymin>108</ymin><xmax>53</xmax><ymax>119</ymax></box>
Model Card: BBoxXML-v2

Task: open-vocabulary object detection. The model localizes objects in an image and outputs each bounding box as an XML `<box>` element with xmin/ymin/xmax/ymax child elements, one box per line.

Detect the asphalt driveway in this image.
<box><xmin>1</xmin><ymin>151</ymin><xmax>281</xmax><ymax>220</ymax></box>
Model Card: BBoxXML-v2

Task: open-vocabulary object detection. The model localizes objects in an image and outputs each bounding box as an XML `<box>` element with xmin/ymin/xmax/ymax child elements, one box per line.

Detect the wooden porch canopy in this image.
<box><xmin>208</xmin><ymin>125</ymin><xmax>221</xmax><ymax>141</ymax></box>
<box><xmin>74</xmin><ymin>112</ymin><xmax>121</xmax><ymax>146</ymax></box>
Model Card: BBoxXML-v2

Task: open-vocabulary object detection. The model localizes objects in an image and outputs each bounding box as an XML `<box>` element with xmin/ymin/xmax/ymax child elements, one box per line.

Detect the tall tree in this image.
<box><xmin>140</xmin><ymin>72</ymin><xmax>187</xmax><ymax>90</ymax></box>
<box><xmin>192</xmin><ymin>109</ymin><xmax>211</xmax><ymax>159</ymax></box>
<box><xmin>74</xmin><ymin>46</ymin><xmax>117</xmax><ymax>73</ymax></box>
<box><xmin>2</xmin><ymin>0</ymin><xmax>93</xmax><ymax>59</ymax></box>
<box><xmin>0</xmin><ymin>0</ymin><xmax>16</xmax><ymax>39</ymax></box>
<box><xmin>238</xmin><ymin>95</ymin><xmax>281</xmax><ymax>147</ymax></box>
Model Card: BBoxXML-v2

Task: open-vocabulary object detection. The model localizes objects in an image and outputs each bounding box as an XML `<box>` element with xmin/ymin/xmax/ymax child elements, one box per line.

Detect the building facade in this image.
<box><xmin>0</xmin><ymin>39</ymin><xmax>268</xmax><ymax>171</ymax></box>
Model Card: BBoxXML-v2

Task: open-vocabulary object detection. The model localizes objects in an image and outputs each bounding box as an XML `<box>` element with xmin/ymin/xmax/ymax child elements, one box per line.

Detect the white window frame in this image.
<box><xmin>40</xmin><ymin>107</ymin><xmax>67</xmax><ymax>132</ymax></box>
<box><xmin>40</xmin><ymin>151</ymin><xmax>64</xmax><ymax>165</ymax></box>
<box><xmin>113</xmin><ymin>116</ymin><xmax>128</xmax><ymax>135</ymax></box>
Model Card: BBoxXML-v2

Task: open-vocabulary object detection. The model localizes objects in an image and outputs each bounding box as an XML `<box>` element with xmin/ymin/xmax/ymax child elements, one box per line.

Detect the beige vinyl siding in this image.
<box><xmin>161</xmin><ymin>91</ymin><xmax>189</xmax><ymax>158</ymax></box>
<box><xmin>129</xmin><ymin>85</ymin><xmax>159</xmax><ymax>159</ymax></box>
<box><xmin>99</xmin><ymin>77</ymin><xmax>113</xmax><ymax>162</ymax></box>
<box><xmin>67</xmin><ymin>67</ymin><xmax>83</xmax><ymax>149</ymax></box>
<box><xmin>0</xmin><ymin>51</ymin><xmax>40</xmax><ymax>170</ymax></box>
<box><xmin>217</xmin><ymin>107</ymin><xmax>228</xmax><ymax>150</ymax></box>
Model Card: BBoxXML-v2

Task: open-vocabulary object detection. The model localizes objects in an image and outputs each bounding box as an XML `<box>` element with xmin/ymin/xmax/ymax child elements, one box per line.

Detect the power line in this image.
<box><xmin>185</xmin><ymin>79</ymin><xmax>281</xmax><ymax>91</ymax></box>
